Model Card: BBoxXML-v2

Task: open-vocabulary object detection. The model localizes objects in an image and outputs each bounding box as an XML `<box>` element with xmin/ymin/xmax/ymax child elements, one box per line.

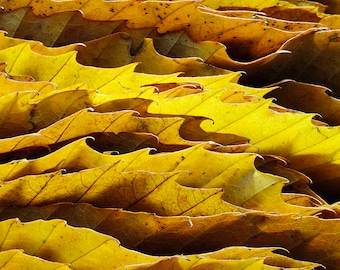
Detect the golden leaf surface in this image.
<box><xmin>0</xmin><ymin>218</ymin><xmax>159</xmax><ymax>269</ymax></box>
<box><xmin>0</xmin><ymin>218</ymin><xmax>320</xmax><ymax>269</ymax></box>
<box><xmin>0</xmin><ymin>91</ymin><xmax>36</xmax><ymax>138</ymax></box>
<box><xmin>238</xmin><ymin>28</ymin><xmax>340</xmax><ymax>96</ymax></box>
<box><xmin>0</xmin><ymin>1</ymin><xmax>324</xmax><ymax>60</ymax></box>
<box><xmin>78</xmin><ymin>33</ymin><xmax>230</xmax><ymax>75</ymax></box>
<box><xmin>0</xmin><ymin>250</ymin><xmax>72</xmax><ymax>270</ymax></box>
<box><xmin>266</xmin><ymin>80</ymin><xmax>340</xmax><ymax>126</ymax></box>
<box><xmin>142</xmin><ymin>89</ymin><xmax>340</xmax><ymax>192</ymax></box>
<box><xmin>0</xmin><ymin>166</ymin><xmax>248</xmax><ymax>216</ymax></box>
<box><xmin>0</xmin><ymin>138</ymin><xmax>328</xmax><ymax>216</ymax></box>
<box><xmin>0</xmin><ymin>109</ymin><xmax>199</xmax><ymax>154</ymax></box>
<box><xmin>0</xmin><ymin>73</ymin><xmax>55</xmax><ymax>96</ymax></box>
<box><xmin>0</xmin><ymin>0</ymin><xmax>339</xmax><ymax>268</ymax></box>
<box><xmin>0</xmin><ymin>204</ymin><xmax>334</xmax><ymax>269</ymax></box>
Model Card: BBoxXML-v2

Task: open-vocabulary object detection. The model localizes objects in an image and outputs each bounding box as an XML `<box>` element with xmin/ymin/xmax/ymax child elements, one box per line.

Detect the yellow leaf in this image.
<box><xmin>320</xmin><ymin>14</ymin><xmax>340</xmax><ymax>29</ymax></box>
<box><xmin>0</xmin><ymin>1</ymin><xmax>317</xmax><ymax>60</ymax></box>
<box><xmin>0</xmin><ymin>91</ymin><xmax>36</xmax><ymax>138</ymax></box>
<box><xmin>0</xmin><ymin>218</ymin><xmax>319</xmax><ymax>269</ymax></box>
<box><xmin>152</xmin><ymin>30</ymin><xmax>291</xmax><ymax>79</ymax></box>
<box><xmin>145</xmin><ymin>90</ymin><xmax>340</xmax><ymax>192</ymax></box>
<box><xmin>0</xmin><ymin>41</ymin><xmax>241</xmax><ymax>95</ymax></box>
<box><xmin>0</xmin><ymin>73</ymin><xmax>55</xmax><ymax>96</ymax></box>
<box><xmin>0</xmin><ymin>137</ymin><xmax>140</xmax><ymax>180</ymax></box>
<box><xmin>0</xmin><ymin>204</ymin><xmax>332</xmax><ymax>268</ymax></box>
<box><xmin>256</xmin><ymin>155</ymin><xmax>327</xmax><ymax>203</ymax></box>
<box><xmin>262</xmin><ymin>5</ymin><xmax>323</xmax><ymax>21</ymax></box>
<box><xmin>0</xmin><ymin>138</ymin><xmax>327</xmax><ymax>215</ymax></box>
<box><xmin>281</xmin><ymin>0</ymin><xmax>325</xmax><ymax>10</ymax></box>
<box><xmin>201</xmin><ymin>0</ymin><xmax>280</xmax><ymax>10</ymax></box>
<box><xmin>239</xmin><ymin>29</ymin><xmax>340</xmax><ymax>96</ymax></box>
<box><xmin>133</xmin><ymin>38</ymin><xmax>230</xmax><ymax>76</ymax></box>
<box><xmin>0</xmin><ymin>109</ymin><xmax>196</xmax><ymax>154</ymax></box>
<box><xmin>30</xmin><ymin>88</ymin><xmax>94</xmax><ymax>130</ymax></box>
<box><xmin>0</xmin><ymin>219</ymin><xmax>158</xmax><ymax>268</ymax></box>
<box><xmin>0</xmin><ymin>8</ymin><xmax>125</xmax><ymax>46</ymax></box>
<box><xmin>0</xmin><ymin>166</ymin><xmax>246</xmax><ymax>215</ymax></box>
<box><xmin>0</xmin><ymin>42</ymin><xmax>136</xmax><ymax>92</ymax></box>
<box><xmin>127</xmin><ymin>257</ymin><xmax>272</xmax><ymax>269</ymax></box>
<box><xmin>266</xmin><ymin>80</ymin><xmax>340</xmax><ymax>126</ymax></box>
<box><xmin>0</xmin><ymin>250</ymin><xmax>72</xmax><ymax>270</ymax></box>
<box><xmin>79</xmin><ymin>33</ymin><xmax>230</xmax><ymax>75</ymax></box>
<box><xmin>77</xmin><ymin>32</ymin><xmax>133</xmax><ymax>68</ymax></box>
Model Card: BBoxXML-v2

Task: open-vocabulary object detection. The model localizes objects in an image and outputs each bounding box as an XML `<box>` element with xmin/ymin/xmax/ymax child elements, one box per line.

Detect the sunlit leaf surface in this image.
<box><xmin>0</xmin><ymin>0</ymin><xmax>339</xmax><ymax>269</ymax></box>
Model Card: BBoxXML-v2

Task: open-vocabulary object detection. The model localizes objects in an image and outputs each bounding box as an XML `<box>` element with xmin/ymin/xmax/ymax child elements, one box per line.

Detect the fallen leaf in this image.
<box><xmin>0</xmin><ymin>91</ymin><xmax>36</xmax><ymax>138</ymax></box>
<box><xmin>265</xmin><ymin>80</ymin><xmax>340</xmax><ymax>126</ymax></box>
<box><xmin>0</xmin><ymin>250</ymin><xmax>72</xmax><ymax>270</ymax></box>
<box><xmin>0</xmin><ymin>205</ymin><xmax>334</xmax><ymax>269</ymax></box>
<box><xmin>238</xmin><ymin>29</ymin><xmax>340</xmax><ymax>96</ymax></box>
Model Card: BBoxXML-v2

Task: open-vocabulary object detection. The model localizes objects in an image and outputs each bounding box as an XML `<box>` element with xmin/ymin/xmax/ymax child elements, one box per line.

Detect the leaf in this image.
<box><xmin>76</xmin><ymin>32</ymin><xmax>133</xmax><ymax>68</ymax></box>
<box><xmin>0</xmin><ymin>204</ymin><xmax>334</xmax><ymax>269</ymax></box>
<box><xmin>133</xmin><ymin>38</ymin><xmax>230</xmax><ymax>76</ymax></box>
<box><xmin>318</xmin><ymin>0</ymin><xmax>340</xmax><ymax>14</ymax></box>
<box><xmin>143</xmin><ymin>88</ymin><xmax>340</xmax><ymax>195</ymax></box>
<box><xmin>0</xmin><ymin>109</ymin><xmax>198</xmax><ymax>155</ymax></box>
<box><xmin>0</xmin><ymin>218</ymin><xmax>159</xmax><ymax>268</ymax></box>
<box><xmin>0</xmin><ymin>138</ymin><xmax>328</xmax><ymax>215</ymax></box>
<box><xmin>256</xmin><ymin>155</ymin><xmax>327</xmax><ymax>204</ymax></box>
<box><xmin>152</xmin><ymin>29</ymin><xmax>291</xmax><ymax>74</ymax></box>
<box><xmin>0</xmin><ymin>91</ymin><xmax>36</xmax><ymax>138</ymax></box>
<box><xmin>127</xmin><ymin>258</ymin><xmax>271</xmax><ymax>270</ymax></box>
<box><xmin>0</xmin><ymin>8</ymin><xmax>124</xmax><ymax>46</ymax></box>
<box><xmin>0</xmin><ymin>166</ymin><xmax>242</xmax><ymax>216</ymax></box>
<box><xmin>78</xmin><ymin>33</ymin><xmax>230</xmax><ymax>75</ymax></box>
<box><xmin>0</xmin><ymin>40</ymin><xmax>244</xmax><ymax>95</ymax></box>
<box><xmin>200</xmin><ymin>0</ymin><xmax>281</xmax><ymax>10</ymax></box>
<box><xmin>320</xmin><ymin>15</ymin><xmax>340</xmax><ymax>30</ymax></box>
<box><xmin>0</xmin><ymin>0</ymin><xmax>339</xmax><ymax>268</ymax></box>
<box><xmin>0</xmin><ymin>250</ymin><xmax>73</xmax><ymax>270</ymax></box>
<box><xmin>265</xmin><ymin>80</ymin><xmax>340</xmax><ymax>126</ymax></box>
<box><xmin>261</xmin><ymin>5</ymin><xmax>323</xmax><ymax>22</ymax></box>
<box><xmin>0</xmin><ymin>42</ymin><xmax>137</xmax><ymax>92</ymax></box>
<box><xmin>0</xmin><ymin>30</ymin><xmax>83</xmax><ymax>56</ymax></box>
<box><xmin>0</xmin><ymin>72</ymin><xmax>55</xmax><ymax>96</ymax></box>
<box><xmin>0</xmin><ymin>137</ymin><xmax>244</xmax><ymax>181</ymax></box>
<box><xmin>0</xmin><ymin>218</ymin><xmax>319</xmax><ymax>269</ymax></box>
<box><xmin>238</xmin><ymin>28</ymin><xmax>340</xmax><ymax>96</ymax></box>
<box><xmin>0</xmin><ymin>1</ymin><xmax>322</xmax><ymax>60</ymax></box>
<box><xmin>126</xmin><ymin>256</ymin><xmax>319</xmax><ymax>270</ymax></box>
<box><xmin>30</xmin><ymin>88</ymin><xmax>95</xmax><ymax>130</ymax></box>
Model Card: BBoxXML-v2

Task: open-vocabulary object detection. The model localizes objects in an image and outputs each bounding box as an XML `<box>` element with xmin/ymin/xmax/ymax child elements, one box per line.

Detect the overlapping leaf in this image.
<box><xmin>0</xmin><ymin>0</ymin><xmax>338</xmax><ymax>91</ymax></box>
<box><xmin>0</xmin><ymin>250</ymin><xmax>73</xmax><ymax>270</ymax></box>
<box><xmin>137</xmin><ymin>87</ymin><xmax>340</xmax><ymax>194</ymax></box>
<box><xmin>0</xmin><ymin>0</ymin><xmax>339</xmax><ymax>269</ymax></box>
<box><xmin>0</xmin><ymin>1</ymin><xmax>324</xmax><ymax>59</ymax></box>
<box><xmin>265</xmin><ymin>80</ymin><xmax>340</xmax><ymax>126</ymax></box>
<box><xmin>0</xmin><ymin>204</ymin><xmax>336</xmax><ymax>269</ymax></box>
<box><xmin>0</xmin><ymin>168</ymin><xmax>244</xmax><ymax>216</ymax></box>
<box><xmin>0</xmin><ymin>39</ymin><xmax>244</xmax><ymax>93</ymax></box>
<box><xmin>0</xmin><ymin>109</ymin><xmax>202</xmax><ymax>155</ymax></box>
<box><xmin>0</xmin><ymin>137</ymin><xmax>328</xmax><ymax>215</ymax></box>
<box><xmin>0</xmin><ymin>218</ymin><xmax>321</xmax><ymax>269</ymax></box>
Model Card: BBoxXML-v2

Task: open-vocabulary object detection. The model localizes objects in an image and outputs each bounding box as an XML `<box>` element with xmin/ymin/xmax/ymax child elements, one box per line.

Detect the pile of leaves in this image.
<box><xmin>0</xmin><ymin>0</ymin><xmax>339</xmax><ymax>269</ymax></box>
